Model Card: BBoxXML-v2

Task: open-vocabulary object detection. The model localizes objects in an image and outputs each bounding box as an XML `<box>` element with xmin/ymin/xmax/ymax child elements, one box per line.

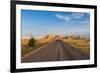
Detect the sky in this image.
<box><xmin>21</xmin><ymin>9</ymin><xmax>90</xmax><ymax>38</ymax></box>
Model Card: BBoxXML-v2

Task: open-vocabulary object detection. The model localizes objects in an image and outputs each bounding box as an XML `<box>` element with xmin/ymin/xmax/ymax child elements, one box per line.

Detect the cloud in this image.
<box><xmin>55</xmin><ymin>13</ymin><xmax>89</xmax><ymax>25</ymax></box>
<box><xmin>71</xmin><ymin>13</ymin><xmax>85</xmax><ymax>19</ymax></box>
<box><xmin>55</xmin><ymin>14</ymin><xmax>71</xmax><ymax>22</ymax></box>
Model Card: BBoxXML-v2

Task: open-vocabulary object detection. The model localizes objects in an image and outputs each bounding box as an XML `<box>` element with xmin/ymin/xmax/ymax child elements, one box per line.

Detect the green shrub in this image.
<box><xmin>27</xmin><ymin>37</ymin><xmax>36</xmax><ymax>47</ymax></box>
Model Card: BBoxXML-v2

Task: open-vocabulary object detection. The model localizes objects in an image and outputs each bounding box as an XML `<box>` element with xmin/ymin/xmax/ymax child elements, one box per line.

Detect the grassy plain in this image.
<box><xmin>62</xmin><ymin>37</ymin><xmax>90</xmax><ymax>55</ymax></box>
<box><xmin>21</xmin><ymin>35</ymin><xmax>90</xmax><ymax>57</ymax></box>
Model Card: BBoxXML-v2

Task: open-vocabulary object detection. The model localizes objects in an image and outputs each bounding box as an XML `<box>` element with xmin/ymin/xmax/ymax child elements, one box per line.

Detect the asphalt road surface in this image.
<box><xmin>22</xmin><ymin>40</ymin><xmax>90</xmax><ymax>63</ymax></box>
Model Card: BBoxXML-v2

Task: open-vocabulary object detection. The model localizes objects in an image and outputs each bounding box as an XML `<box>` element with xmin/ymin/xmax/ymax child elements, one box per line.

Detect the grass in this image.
<box><xmin>62</xmin><ymin>38</ymin><xmax>90</xmax><ymax>55</ymax></box>
<box><xmin>21</xmin><ymin>47</ymin><xmax>34</xmax><ymax>57</ymax></box>
<box><xmin>21</xmin><ymin>41</ymin><xmax>49</xmax><ymax>57</ymax></box>
<box><xmin>21</xmin><ymin>35</ymin><xmax>90</xmax><ymax>57</ymax></box>
<box><xmin>21</xmin><ymin>36</ymin><xmax>54</xmax><ymax>57</ymax></box>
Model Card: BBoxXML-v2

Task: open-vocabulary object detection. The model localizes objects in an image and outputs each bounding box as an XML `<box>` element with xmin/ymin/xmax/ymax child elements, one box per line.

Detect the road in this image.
<box><xmin>21</xmin><ymin>40</ymin><xmax>90</xmax><ymax>63</ymax></box>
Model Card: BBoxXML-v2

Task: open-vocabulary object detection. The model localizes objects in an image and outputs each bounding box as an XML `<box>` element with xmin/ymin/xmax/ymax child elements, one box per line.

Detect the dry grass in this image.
<box><xmin>21</xmin><ymin>35</ymin><xmax>90</xmax><ymax>57</ymax></box>
<box><xmin>21</xmin><ymin>38</ymin><xmax>52</xmax><ymax>57</ymax></box>
<box><xmin>21</xmin><ymin>39</ymin><xmax>29</xmax><ymax>46</ymax></box>
<box><xmin>62</xmin><ymin>38</ymin><xmax>90</xmax><ymax>55</ymax></box>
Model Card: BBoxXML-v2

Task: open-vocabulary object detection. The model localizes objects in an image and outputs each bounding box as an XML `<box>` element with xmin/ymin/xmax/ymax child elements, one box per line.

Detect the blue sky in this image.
<box><xmin>21</xmin><ymin>9</ymin><xmax>90</xmax><ymax>38</ymax></box>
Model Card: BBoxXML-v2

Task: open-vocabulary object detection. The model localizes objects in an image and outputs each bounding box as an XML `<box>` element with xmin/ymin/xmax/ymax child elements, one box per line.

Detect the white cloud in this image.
<box><xmin>55</xmin><ymin>14</ymin><xmax>71</xmax><ymax>22</ymax></box>
<box><xmin>55</xmin><ymin>13</ymin><xmax>85</xmax><ymax>20</ymax></box>
<box><xmin>71</xmin><ymin>13</ymin><xmax>85</xmax><ymax>19</ymax></box>
<box><xmin>55</xmin><ymin>13</ymin><xmax>89</xmax><ymax>25</ymax></box>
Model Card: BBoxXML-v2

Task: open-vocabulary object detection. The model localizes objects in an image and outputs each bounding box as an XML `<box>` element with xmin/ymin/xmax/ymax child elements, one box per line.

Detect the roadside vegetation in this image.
<box><xmin>21</xmin><ymin>35</ymin><xmax>90</xmax><ymax>57</ymax></box>
<box><xmin>21</xmin><ymin>37</ymin><xmax>49</xmax><ymax>57</ymax></box>
<box><xmin>62</xmin><ymin>35</ymin><xmax>90</xmax><ymax>55</ymax></box>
